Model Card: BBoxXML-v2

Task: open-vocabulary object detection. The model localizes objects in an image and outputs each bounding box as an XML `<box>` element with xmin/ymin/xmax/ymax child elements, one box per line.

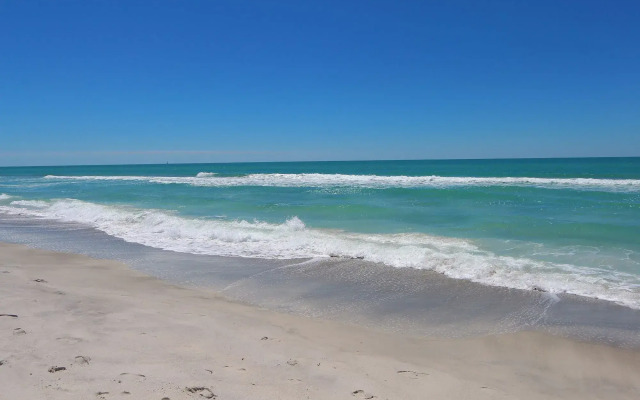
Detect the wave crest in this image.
<box><xmin>1</xmin><ymin>198</ymin><xmax>639</xmax><ymax>309</ymax></box>
<box><xmin>42</xmin><ymin>173</ymin><xmax>640</xmax><ymax>192</ymax></box>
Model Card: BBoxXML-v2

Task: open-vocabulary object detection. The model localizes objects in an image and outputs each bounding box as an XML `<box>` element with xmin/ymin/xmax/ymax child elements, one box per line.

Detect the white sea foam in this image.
<box><xmin>1</xmin><ymin>198</ymin><xmax>639</xmax><ymax>309</ymax></box>
<box><xmin>42</xmin><ymin>173</ymin><xmax>640</xmax><ymax>192</ymax></box>
<box><xmin>9</xmin><ymin>200</ymin><xmax>49</xmax><ymax>208</ymax></box>
<box><xmin>195</xmin><ymin>172</ymin><xmax>217</xmax><ymax>177</ymax></box>
<box><xmin>0</xmin><ymin>194</ymin><xmax>12</xmax><ymax>200</ymax></box>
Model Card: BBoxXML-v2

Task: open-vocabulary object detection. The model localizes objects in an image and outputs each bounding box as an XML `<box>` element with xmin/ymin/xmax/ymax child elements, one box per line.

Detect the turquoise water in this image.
<box><xmin>1</xmin><ymin>158</ymin><xmax>639</xmax><ymax>308</ymax></box>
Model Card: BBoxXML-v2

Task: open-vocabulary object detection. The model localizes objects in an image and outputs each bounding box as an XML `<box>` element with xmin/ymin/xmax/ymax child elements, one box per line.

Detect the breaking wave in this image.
<box><xmin>42</xmin><ymin>173</ymin><xmax>640</xmax><ymax>192</ymax></box>
<box><xmin>1</xmin><ymin>197</ymin><xmax>639</xmax><ymax>309</ymax></box>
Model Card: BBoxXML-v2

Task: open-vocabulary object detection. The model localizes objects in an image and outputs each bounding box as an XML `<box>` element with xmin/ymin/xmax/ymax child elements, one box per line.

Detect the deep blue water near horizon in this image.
<box><xmin>4</xmin><ymin>157</ymin><xmax>640</xmax><ymax>178</ymax></box>
<box><xmin>1</xmin><ymin>157</ymin><xmax>639</xmax><ymax>310</ymax></box>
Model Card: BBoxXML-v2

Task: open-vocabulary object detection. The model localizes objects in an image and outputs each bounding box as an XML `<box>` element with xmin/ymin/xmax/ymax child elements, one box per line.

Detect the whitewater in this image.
<box><xmin>1</xmin><ymin>195</ymin><xmax>639</xmax><ymax>309</ymax></box>
<box><xmin>43</xmin><ymin>173</ymin><xmax>640</xmax><ymax>191</ymax></box>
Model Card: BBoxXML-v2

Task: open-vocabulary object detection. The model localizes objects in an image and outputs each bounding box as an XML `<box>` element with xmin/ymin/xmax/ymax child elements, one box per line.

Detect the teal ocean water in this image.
<box><xmin>1</xmin><ymin>158</ymin><xmax>639</xmax><ymax>308</ymax></box>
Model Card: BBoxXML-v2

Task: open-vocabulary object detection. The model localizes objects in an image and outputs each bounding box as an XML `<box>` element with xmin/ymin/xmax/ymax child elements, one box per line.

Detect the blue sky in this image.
<box><xmin>1</xmin><ymin>0</ymin><xmax>639</xmax><ymax>166</ymax></box>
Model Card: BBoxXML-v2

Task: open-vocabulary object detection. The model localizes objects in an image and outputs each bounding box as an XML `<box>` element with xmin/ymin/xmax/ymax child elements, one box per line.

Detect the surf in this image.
<box><xmin>1</xmin><ymin>197</ymin><xmax>639</xmax><ymax>309</ymax></box>
<box><xmin>41</xmin><ymin>173</ymin><xmax>640</xmax><ymax>192</ymax></box>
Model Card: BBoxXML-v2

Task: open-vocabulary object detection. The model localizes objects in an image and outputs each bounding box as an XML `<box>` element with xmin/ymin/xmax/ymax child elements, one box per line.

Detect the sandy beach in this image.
<box><xmin>1</xmin><ymin>241</ymin><xmax>639</xmax><ymax>399</ymax></box>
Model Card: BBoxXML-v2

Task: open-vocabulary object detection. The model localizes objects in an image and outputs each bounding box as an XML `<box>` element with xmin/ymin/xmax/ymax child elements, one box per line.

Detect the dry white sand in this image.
<box><xmin>1</xmin><ymin>242</ymin><xmax>639</xmax><ymax>399</ymax></box>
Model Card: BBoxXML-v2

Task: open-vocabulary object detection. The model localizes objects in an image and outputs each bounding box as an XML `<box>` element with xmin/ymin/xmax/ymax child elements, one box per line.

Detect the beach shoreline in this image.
<box><xmin>1</xmin><ymin>241</ymin><xmax>639</xmax><ymax>399</ymax></box>
<box><xmin>2</xmin><ymin>213</ymin><xmax>639</xmax><ymax>349</ymax></box>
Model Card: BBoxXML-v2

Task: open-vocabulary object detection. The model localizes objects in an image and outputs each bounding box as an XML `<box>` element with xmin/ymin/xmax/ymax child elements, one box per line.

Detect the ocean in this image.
<box><xmin>1</xmin><ymin>158</ymin><xmax>639</xmax><ymax>322</ymax></box>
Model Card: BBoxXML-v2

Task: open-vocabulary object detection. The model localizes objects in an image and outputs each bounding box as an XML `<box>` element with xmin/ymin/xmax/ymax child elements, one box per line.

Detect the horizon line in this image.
<box><xmin>1</xmin><ymin>155</ymin><xmax>639</xmax><ymax>169</ymax></box>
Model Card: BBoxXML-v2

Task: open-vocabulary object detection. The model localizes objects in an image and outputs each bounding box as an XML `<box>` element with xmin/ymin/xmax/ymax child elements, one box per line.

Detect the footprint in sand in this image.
<box><xmin>56</xmin><ymin>336</ymin><xmax>83</xmax><ymax>344</ymax></box>
<box><xmin>117</xmin><ymin>373</ymin><xmax>146</xmax><ymax>383</ymax></box>
<box><xmin>13</xmin><ymin>328</ymin><xmax>26</xmax><ymax>335</ymax></box>
<box><xmin>74</xmin><ymin>355</ymin><xmax>91</xmax><ymax>365</ymax></box>
<box><xmin>352</xmin><ymin>389</ymin><xmax>376</xmax><ymax>399</ymax></box>
<box><xmin>185</xmin><ymin>386</ymin><xmax>216</xmax><ymax>399</ymax></box>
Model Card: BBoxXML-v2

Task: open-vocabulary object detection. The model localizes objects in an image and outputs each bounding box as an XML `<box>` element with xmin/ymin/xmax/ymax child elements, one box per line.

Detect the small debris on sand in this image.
<box><xmin>352</xmin><ymin>389</ymin><xmax>376</xmax><ymax>399</ymax></box>
<box><xmin>397</xmin><ymin>370</ymin><xmax>429</xmax><ymax>378</ymax></box>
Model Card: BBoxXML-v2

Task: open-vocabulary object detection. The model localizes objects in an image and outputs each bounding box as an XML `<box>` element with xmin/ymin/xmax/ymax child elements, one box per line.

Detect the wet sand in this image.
<box><xmin>1</xmin><ymin>242</ymin><xmax>639</xmax><ymax>399</ymax></box>
<box><xmin>2</xmin><ymin>215</ymin><xmax>639</xmax><ymax>348</ymax></box>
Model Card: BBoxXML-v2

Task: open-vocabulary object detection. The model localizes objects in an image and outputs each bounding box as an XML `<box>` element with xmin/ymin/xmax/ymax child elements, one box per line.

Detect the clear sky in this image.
<box><xmin>1</xmin><ymin>0</ymin><xmax>639</xmax><ymax>166</ymax></box>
